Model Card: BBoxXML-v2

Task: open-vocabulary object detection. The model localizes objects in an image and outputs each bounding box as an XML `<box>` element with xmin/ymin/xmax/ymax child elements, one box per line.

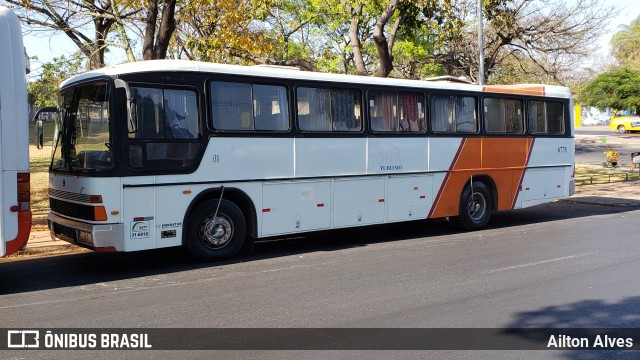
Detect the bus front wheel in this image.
<box><xmin>185</xmin><ymin>199</ymin><xmax>246</xmax><ymax>261</ymax></box>
<box><xmin>618</xmin><ymin>125</ymin><xmax>627</xmax><ymax>133</ymax></box>
<box><xmin>457</xmin><ymin>182</ymin><xmax>492</xmax><ymax>231</ymax></box>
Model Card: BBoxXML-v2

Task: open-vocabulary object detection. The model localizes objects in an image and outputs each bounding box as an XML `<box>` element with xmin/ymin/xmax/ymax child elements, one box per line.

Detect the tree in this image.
<box><xmin>611</xmin><ymin>16</ymin><xmax>640</xmax><ymax>72</ymax></box>
<box><xmin>577</xmin><ymin>68</ymin><xmax>640</xmax><ymax>112</ymax></box>
<box><xmin>169</xmin><ymin>0</ymin><xmax>274</xmax><ymax>64</ymax></box>
<box><xmin>142</xmin><ymin>0</ymin><xmax>177</xmax><ymax>60</ymax></box>
<box><xmin>28</xmin><ymin>53</ymin><xmax>84</xmax><ymax>106</ymax></box>
<box><xmin>3</xmin><ymin>0</ymin><xmax>140</xmax><ymax>69</ymax></box>
<box><xmin>434</xmin><ymin>0</ymin><xmax>617</xmax><ymax>84</ymax></box>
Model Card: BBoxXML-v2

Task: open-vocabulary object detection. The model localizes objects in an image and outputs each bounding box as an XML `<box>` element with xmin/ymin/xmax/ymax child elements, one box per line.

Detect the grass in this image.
<box><xmin>29</xmin><ymin>122</ymin><xmax>55</xmax><ymax>232</ymax></box>
<box><xmin>574</xmin><ymin>166</ymin><xmax>640</xmax><ymax>185</ymax></box>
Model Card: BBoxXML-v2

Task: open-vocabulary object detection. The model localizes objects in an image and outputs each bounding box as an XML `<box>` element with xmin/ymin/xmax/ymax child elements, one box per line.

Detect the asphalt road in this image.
<box><xmin>2</xmin><ymin>200</ymin><xmax>640</xmax><ymax>359</ymax></box>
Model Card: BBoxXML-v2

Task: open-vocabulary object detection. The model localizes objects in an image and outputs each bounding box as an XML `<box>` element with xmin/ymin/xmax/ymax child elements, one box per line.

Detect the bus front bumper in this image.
<box><xmin>48</xmin><ymin>213</ymin><xmax>124</xmax><ymax>252</ymax></box>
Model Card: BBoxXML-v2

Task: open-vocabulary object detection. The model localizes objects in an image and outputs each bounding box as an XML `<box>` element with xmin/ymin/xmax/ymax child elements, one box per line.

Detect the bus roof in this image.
<box><xmin>61</xmin><ymin>60</ymin><xmax>572</xmax><ymax>99</ymax></box>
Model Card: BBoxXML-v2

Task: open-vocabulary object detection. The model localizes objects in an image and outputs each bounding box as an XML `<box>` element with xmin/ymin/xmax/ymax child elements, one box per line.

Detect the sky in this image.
<box><xmin>18</xmin><ymin>0</ymin><xmax>640</xmax><ymax>79</ymax></box>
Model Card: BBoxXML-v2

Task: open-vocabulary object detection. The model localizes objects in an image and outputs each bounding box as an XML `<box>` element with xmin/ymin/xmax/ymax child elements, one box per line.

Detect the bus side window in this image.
<box><xmin>431</xmin><ymin>95</ymin><xmax>476</xmax><ymax>133</ymax></box>
<box><xmin>128</xmin><ymin>86</ymin><xmax>201</xmax><ymax>170</ymax></box>
<box><xmin>254</xmin><ymin>84</ymin><xmax>289</xmax><ymax>131</ymax></box>
<box><xmin>211</xmin><ymin>81</ymin><xmax>253</xmax><ymax>130</ymax></box>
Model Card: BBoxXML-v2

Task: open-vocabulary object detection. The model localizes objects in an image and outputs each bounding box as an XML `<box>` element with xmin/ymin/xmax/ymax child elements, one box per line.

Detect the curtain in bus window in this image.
<box><xmin>400</xmin><ymin>92</ymin><xmax>422</xmax><ymax>132</ymax></box>
<box><xmin>164</xmin><ymin>89</ymin><xmax>198</xmax><ymax>139</ymax></box>
<box><xmin>528</xmin><ymin>101</ymin><xmax>546</xmax><ymax>133</ymax></box>
<box><xmin>254</xmin><ymin>84</ymin><xmax>289</xmax><ymax>131</ymax></box>
<box><xmin>455</xmin><ymin>97</ymin><xmax>476</xmax><ymax>133</ymax></box>
<box><xmin>331</xmin><ymin>89</ymin><xmax>360</xmax><ymax>131</ymax></box>
<box><xmin>431</xmin><ymin>96</ymin><xmax>455</xmax><ymax>132</ymax></box>
<box><xmin>547</xmin><ymin>102</ymin><xmax>564</xmax><ymax>134</ymax></box>
<box><xmin>370</xmin><ymin>91</ymin><xmax>396</xmax><ymax>132</ymax></box>
<box><xmin>382</xmin><ymin>92</ymin><xmax>396</xmax><ymax>131</ymax></box>
<box><xmin>503</xmin><ymin>99</ymin><xmax>523</xmax><ymax>133</ymax></box>
<box><xmin>211</xmin><ymin>82</ymin><xmax>253</xmax><ymax>130</ymax></box>
<box><xmin>298</xmin><ymin>87</ymin><xmax>331</xmax><ymax>131</ymax></box>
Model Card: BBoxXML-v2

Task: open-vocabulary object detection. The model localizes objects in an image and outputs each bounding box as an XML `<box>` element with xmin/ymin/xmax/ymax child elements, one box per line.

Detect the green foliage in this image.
<box><xmin>27</xmin><ymin>53</ymin><xmax>84</xmax><ymax>106</ymax></box>
<box><xmin>577</xmin><ymin>68</ymin><xmax>640</xmax><ymax>112</ymax></box>
<box><xmin>611</xmin><ymin>16</ymin><xmax>640</xmax><ymax>71</ymax></box>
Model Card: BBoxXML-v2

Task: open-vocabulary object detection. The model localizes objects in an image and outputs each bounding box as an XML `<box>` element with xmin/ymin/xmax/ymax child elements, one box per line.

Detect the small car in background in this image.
<box><xmin>610</xmin><ymin>111</ymin><xmax>640</xmax><ymax>133</ymax></box>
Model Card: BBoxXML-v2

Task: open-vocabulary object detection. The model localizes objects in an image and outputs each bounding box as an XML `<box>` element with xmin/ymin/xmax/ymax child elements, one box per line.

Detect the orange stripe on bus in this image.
<box><xmin>482</xmin><ymin>85</ymin><xmax>546</xmax><ymax>96</ymax></box>
<box><xmin>428</xmin><ymin>137</ymin><xmax>534</xmax><ymax>219</ymax></box>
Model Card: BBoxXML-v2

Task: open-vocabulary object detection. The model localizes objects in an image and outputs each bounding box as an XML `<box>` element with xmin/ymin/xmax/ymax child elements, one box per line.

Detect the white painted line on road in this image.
<box><xmin>482</xmin><ymin>252</ymin><xmax>597</xmax><ymax>274</ymax></box>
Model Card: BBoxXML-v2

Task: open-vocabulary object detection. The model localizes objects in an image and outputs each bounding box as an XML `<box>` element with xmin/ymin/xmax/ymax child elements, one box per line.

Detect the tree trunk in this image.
<box><xmin>373</xmin><ymin>0</ymin><xmax>398</xmax><ymax>78</ymax></box>
<box><xmin>143</xmin><ymin>0</ymin><xmax>177</xmax><ymax>60</ymax></box>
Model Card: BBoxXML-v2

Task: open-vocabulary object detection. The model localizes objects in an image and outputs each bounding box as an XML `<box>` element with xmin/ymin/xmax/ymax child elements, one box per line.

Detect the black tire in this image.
<box><xmin>618</xmin><ymin>125</ymin><xmax>627</xmax><ymax>133</ymax></box>
<box><xmin>457</xmin><ymin>181</ymin><xmax>492</xmax><ymax>231</ymax></box>
<box><xmin>185</xmin><ymin>199</ymin><xmax>246</xmax><ymax>261</ymax></box>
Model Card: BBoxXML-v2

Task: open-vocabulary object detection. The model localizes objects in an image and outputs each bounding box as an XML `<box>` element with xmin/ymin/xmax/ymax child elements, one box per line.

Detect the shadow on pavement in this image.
<box><xmin>505</xmin><ymin>296</ymin><xmax>640</xmax><ymax>359</ymax></box>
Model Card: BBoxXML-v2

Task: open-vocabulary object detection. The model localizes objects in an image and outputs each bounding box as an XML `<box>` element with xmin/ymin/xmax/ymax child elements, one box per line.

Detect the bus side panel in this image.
<box><xmin>429</xmin><ymin>138</ymin><xmax>533</xmax><ymax>218</ymax></box>
<box><xmin>387</xmin><ymin>175</ymin><xmax>433</xmax><ymax>222</ymax></box>
<box><xmin>261</xmin><ymin>180</ymin><xmax>331</xmax><ymax>236</ymax></box>
<box><xmin>519</xmin><ymin>137</ymin><xmax>574</xmax><ymax>207</ymax></box>
<box><xmin>199</xmin><ymin>137</ymin><xmax>294</xmax><ymax>181</ymax></box>
<box><xmin>122</xmin><ymin>177</ymin><xmax>156</xmax><ymax>251</ymax></box>
<box><xmin>153</xmin><ymin>185</ymin><xmax>197</xmax><ymax>248</ymax></box>
<box><xmin>367</xmin><ymin>137</ymin><xmax>428</xmax><ymax>174</ymax></box>
<box><xmin>481</xmin><ymin>138</ymin><xmax>533</xmax><ymax>211</ymax></box>
<box><xmin>333</xmin><ymin>177</ymin><xmax>385</xmax><ymax>228</ymax></box>
<box><xmin>295</xmin><ymin>138</ymin><xmax>366</xmax><ymax>177</ymax></box>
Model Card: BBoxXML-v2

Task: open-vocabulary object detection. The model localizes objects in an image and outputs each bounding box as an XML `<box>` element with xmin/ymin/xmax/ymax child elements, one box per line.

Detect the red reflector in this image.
<box><xmin>557</xmin><ymin>185</ymin><xmax>561</xmax><ymax>188</ymax></box>
<box><xmin>525</xmin><ymin>188</ymin><xmax>530</xmax><ymax>191</ymax></box>
<box><xmin>133</xmin><ymin>217</ymin><xmax>146</xmax><ymax>221</ymax></box>
<box><xmin>10</xmin><ymin>205</ymin><xmax>18</xmax><ymax>212</ymax></box>
<box><xmin>17</xmin><ymin>172</ymin><xmax>30</xmax><ymax>183</ymax></box>
<box><xmin>88</xmin><ymin>195</ymin><xmax>103</xmax><ymax>203</ymax></box>
<box><xmin>317</xmin><ymin>204</ymin><xmax>325</xmax><ymax>208</ymax></box>
<box><xmin>263</xmin><ymin>208</ymin><xmax>271</xmax><ymax>213</ymax></box>
<box><xmin>419</xmin><ymin>195</ymin><xmax>426</xmax><ymax>199</ymax></box>
<box><xmin>378</xmin><ymin>199</ymin><xmax>385</xmax><ymax>203</ymax></box>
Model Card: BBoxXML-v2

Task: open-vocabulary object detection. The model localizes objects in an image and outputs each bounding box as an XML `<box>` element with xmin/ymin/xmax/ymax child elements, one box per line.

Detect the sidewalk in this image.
<box><xmin>14</xmin><ymin>180</ymin><xmax>640</xmax><ymax>256</ymax></box>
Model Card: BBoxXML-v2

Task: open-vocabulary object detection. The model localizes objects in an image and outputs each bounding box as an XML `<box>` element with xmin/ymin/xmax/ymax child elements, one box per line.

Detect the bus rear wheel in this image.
<box><xmin>618</xmin><ymin>125</ymin><xmax>627</xmax><ymax>133</ymax></box>
<box><xmin>185</xmin><ymin>199</ymin><xmax>246</xmax><ymax>261</ymax></box>
<box><xmin>457</xmin><ymin>181</ymin><xmax>492</xmax><ymax>231</ymax></box>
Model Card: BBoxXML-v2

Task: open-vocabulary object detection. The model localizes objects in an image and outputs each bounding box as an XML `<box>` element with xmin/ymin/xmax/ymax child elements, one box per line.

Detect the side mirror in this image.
<box><xmin>36</xmin><ymin>119</ymin><xmax>44</xmax><ymax>149</ymax></box>
<box><xmin>31</xmin><ymin>106</ymin><xmax>58</xmax><ymax>149</ymax></box>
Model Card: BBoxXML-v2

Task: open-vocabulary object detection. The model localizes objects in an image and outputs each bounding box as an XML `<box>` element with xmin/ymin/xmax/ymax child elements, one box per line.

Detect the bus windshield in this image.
<box><xmin>52</xmin><ymin>82</ymin><xmax>113</xmax><ymax>172</ymax></box>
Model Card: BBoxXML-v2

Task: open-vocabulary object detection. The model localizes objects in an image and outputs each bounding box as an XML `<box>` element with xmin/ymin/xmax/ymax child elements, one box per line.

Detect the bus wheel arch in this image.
<box><xmin>457</xmin><ymin>175</ymin><xmax>495</xmax><ymax>230</ymax></box>
<box><xmin>183</xmin><ymin>188</ymin><xmax>257</xmax><ymax>261</ymax></box>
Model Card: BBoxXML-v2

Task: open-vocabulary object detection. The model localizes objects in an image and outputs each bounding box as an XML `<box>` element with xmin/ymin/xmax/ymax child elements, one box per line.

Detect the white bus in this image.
<box><xmin>0</xmin><ymin>7</ymin><xmax>31</xmax><ymax>257</ymax></box>
<box><xmin>46</xmin><ymin>60</ymin><xmax>575</xmax><ymax>260</ymax></box>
